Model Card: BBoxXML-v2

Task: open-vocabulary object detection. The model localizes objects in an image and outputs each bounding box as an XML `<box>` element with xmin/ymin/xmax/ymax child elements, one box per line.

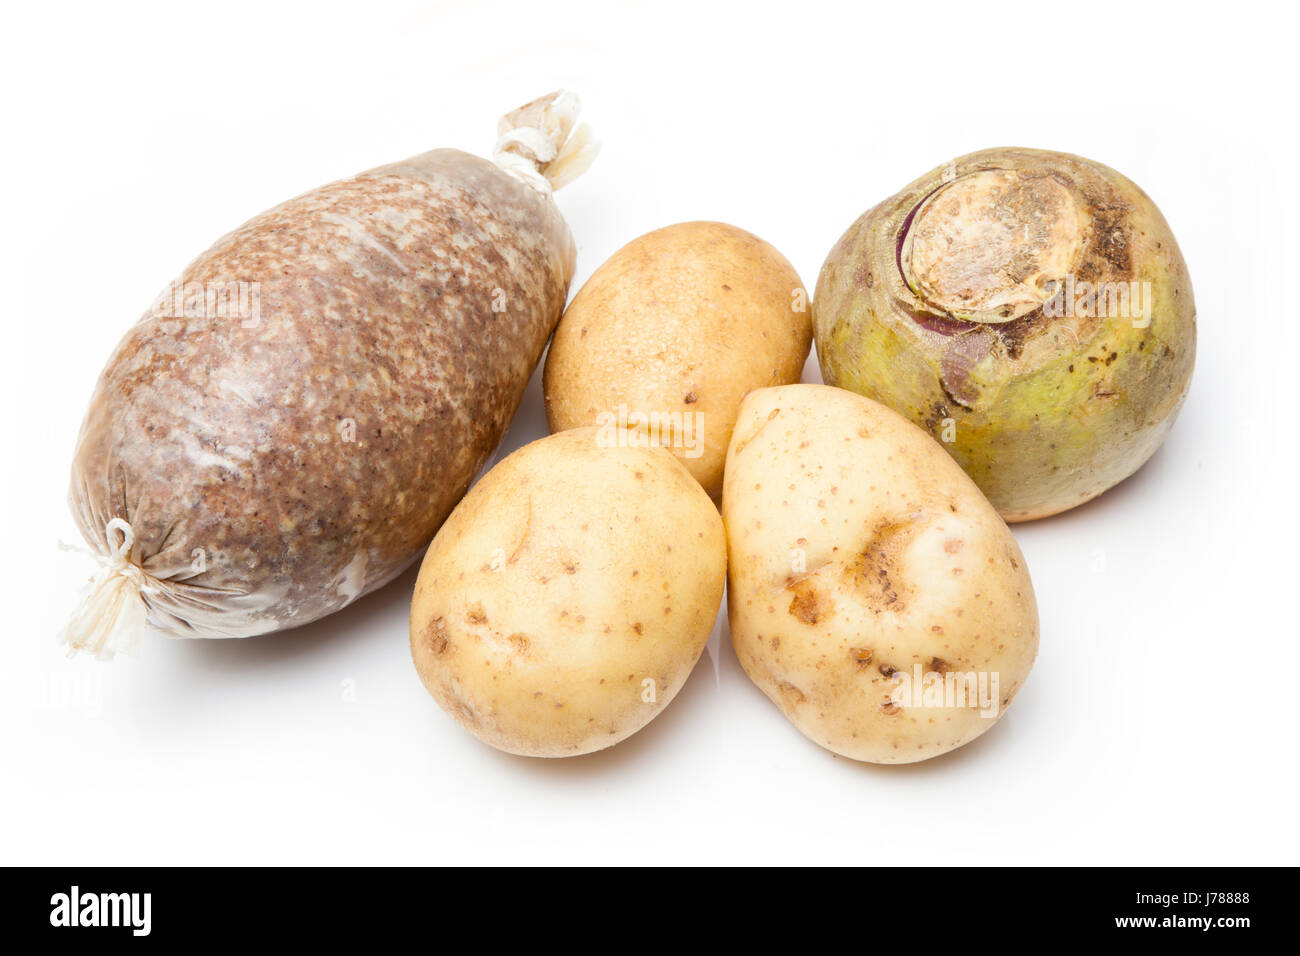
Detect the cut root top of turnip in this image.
<box><xmin>899</xmin><ymin>168</ymin><xmax>1086</xmax><ymax>325</ymax></box>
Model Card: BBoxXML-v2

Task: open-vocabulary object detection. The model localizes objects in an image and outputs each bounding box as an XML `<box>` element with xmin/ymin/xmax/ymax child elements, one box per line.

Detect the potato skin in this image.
<box><xmin>544</xmin><ymin>221</ymin><xmax>811</xmax><ymax>498</ymax></box>
<box><xmin>410</xmin><ymin>427</ymin><xmax>726</xmax><ymax>757</ymax></box>
<box><xmin>722</xmin><ymin>385</ymin><xmax>1038</xmax><ymax>763</ymax></box>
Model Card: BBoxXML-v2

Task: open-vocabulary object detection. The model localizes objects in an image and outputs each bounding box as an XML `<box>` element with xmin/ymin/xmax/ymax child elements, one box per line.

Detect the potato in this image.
<box><xmin>410</xmin><ymin>426</ymin><xmax>726</xmax><ymax>757</ymax></box>
<box><xmin>544</xmin><ymin>221</ymin><xmax>811</xmax><ymax>498</ymax></box>
<box><xmin>722</xmin><ymin>385</ymin><xmax>1038</xmax><ymax>763</ymax></box>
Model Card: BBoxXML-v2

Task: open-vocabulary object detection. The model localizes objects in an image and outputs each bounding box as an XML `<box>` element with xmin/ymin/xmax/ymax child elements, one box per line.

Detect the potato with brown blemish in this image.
<box><xmin>722</xmin><ymin>385</ymin><xmax>1038</xmax><ymax>763</ymax></box>
<box><xmin>410</xmin><ymin>427</ymin><xmax>725</xmax><ymax>757</ymax></box>
<box><xmin>544</xmin><ymin>221</ymin><xmax>811</xmax><ymax>498</ymax></box>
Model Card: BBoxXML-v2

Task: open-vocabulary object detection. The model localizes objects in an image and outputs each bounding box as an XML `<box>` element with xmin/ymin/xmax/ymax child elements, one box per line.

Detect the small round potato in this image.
<box><xmin>410</xmin><ymin>427</ymin><xmax>726</xmax><ymax>757</ymax></box>
<box><xmin>544</xmin><ymin>221</ymin><xmax>811</xmax><ymax>498</ymax></box>
<box><xmin>723</xmin><ymin>385</ymin><xmax>1038</xmax><ymax>763</ymax></box>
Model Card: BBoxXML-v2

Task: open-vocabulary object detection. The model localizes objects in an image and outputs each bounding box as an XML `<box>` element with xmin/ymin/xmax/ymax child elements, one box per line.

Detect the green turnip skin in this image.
<box><xmin>814</xmin><ymin>148</ymin><xmax>1195</xmax><ymax>521</ymax></box>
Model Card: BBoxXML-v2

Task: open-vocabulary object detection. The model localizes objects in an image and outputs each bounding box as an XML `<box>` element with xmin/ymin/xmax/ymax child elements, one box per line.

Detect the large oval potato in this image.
<box><xmin>723</xmin><ymin>385</ymin><xmax>1038</xmax><ymax>763</ymax></box>
<box><xmin>410</xmin><ymin>427</ymin><xmax>726</xmax><ymax>757</ymax></box>
<box><xmin>544</xmin><ymin>221</ymin><xmax>811</xmax><ymax>498</ymax></box>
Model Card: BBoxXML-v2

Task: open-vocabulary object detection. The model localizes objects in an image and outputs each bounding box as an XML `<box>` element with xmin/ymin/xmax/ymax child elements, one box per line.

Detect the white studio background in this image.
<box><xmin>1</xmin><ymin>0</ymin><xmax>1294</xmax><ymax>866</ymax></box>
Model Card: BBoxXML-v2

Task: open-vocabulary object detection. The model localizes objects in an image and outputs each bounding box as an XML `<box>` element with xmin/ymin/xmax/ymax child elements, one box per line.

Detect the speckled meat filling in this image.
<box><xmin>69</xmin><ymin>148</ymin><xmax>576</xmax><ymax>638</ymax></box>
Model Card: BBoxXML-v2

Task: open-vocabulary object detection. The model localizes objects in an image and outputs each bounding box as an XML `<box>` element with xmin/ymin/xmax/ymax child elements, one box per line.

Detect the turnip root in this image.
<box><xmin>814</xmin><ymin>148</ymin><xmax>1195</xmax><ymax>521</ymax></box>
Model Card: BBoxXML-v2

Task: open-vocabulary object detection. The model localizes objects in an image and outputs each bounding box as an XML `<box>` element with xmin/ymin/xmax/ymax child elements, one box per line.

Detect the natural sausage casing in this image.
<box><xmin>64</xmin><ymin>92</ymin><xmax>596</xmax><ymax>656</ymax></box>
